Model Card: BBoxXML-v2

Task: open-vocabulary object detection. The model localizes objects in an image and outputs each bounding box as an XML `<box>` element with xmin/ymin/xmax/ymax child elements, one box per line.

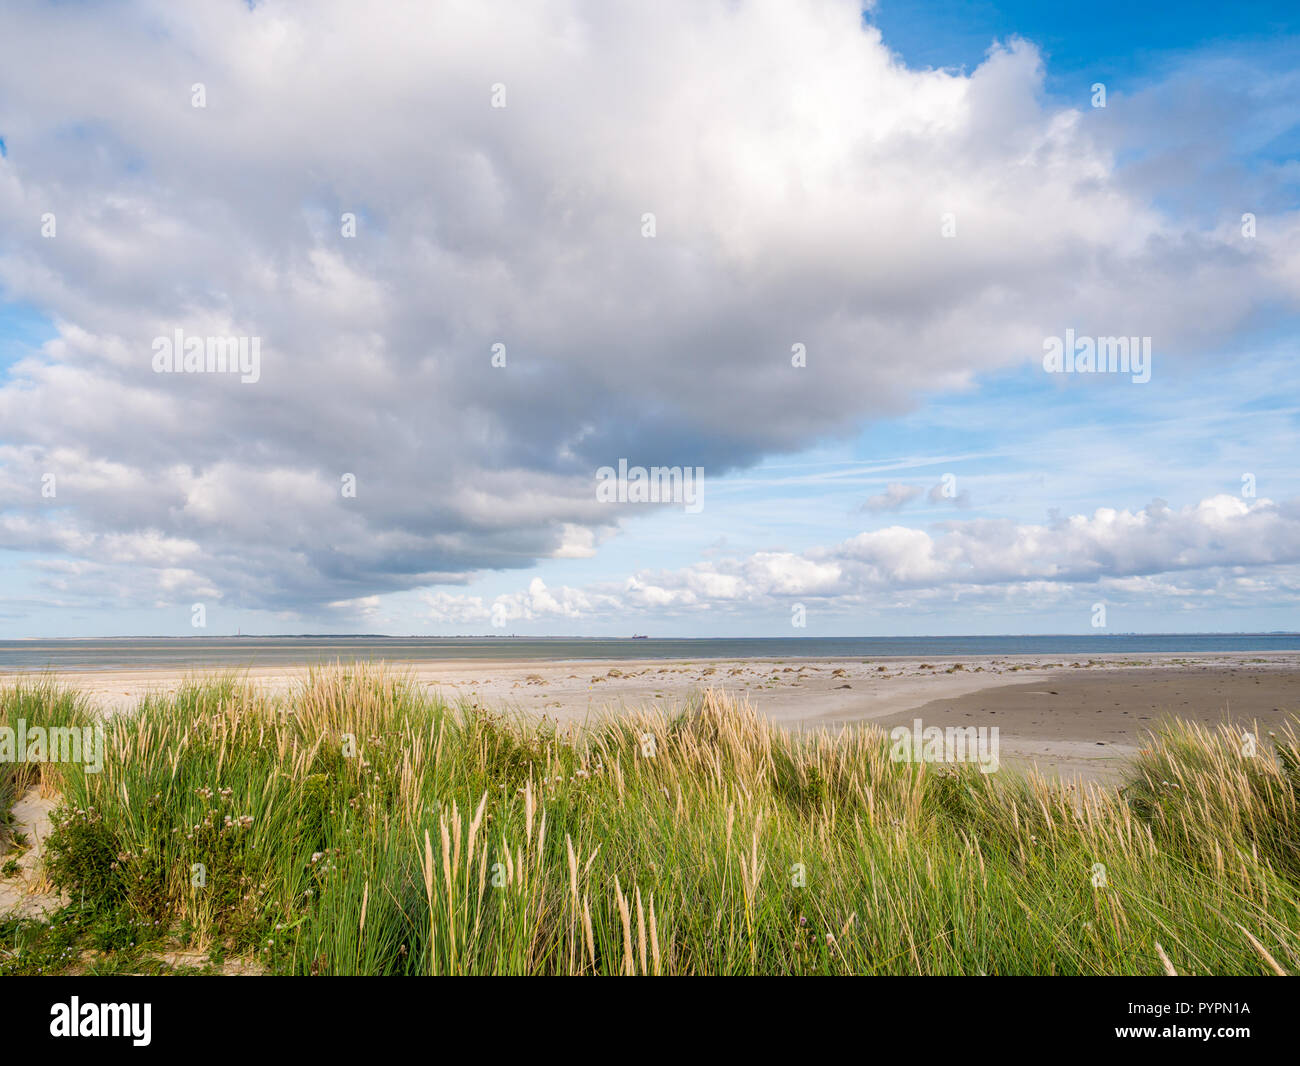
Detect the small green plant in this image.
<box><xmin>44</xmin><ymin>807</ymin><xmax>126</xmax><ymax>911</ymax></box>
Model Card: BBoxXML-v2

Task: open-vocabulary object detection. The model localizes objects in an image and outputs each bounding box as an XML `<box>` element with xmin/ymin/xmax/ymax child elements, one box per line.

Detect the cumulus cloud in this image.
<box><xmin>0</xmin><ymin>1</ymin><xmax>1296</xmax><ymax>616</ymax></box>
<box><xmin>424</xmin><ymin>578</ymin><xmax>619</xmax><ymax>626</ymax></box>
<box><xmin>421</xmin><ymin>495</ymin><xmax>1300</xmax><ymax>621</ymax></box>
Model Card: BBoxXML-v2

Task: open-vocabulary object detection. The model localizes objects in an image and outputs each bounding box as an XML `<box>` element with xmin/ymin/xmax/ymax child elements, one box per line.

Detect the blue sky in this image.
<box><xmin>876</xmin><ymin>0</ymin><xmax>1300</xmax><ymax>79</ymax></box>
<box><xmin>0</xmin><ymin>302</ymin><xmax>55</xmax><ymax>380</ymax></box>
<box><xmin>0</xmin><ymin>0</ymin><xmax>1297</xmax><ymax>637</ymax></box>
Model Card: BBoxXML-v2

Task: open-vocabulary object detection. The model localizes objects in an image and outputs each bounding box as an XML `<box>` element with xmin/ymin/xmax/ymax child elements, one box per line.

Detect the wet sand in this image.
<box><xmin>6</xmin><ymin>651</ymin><xmax>1298</xmax><ymax>782</ymax></box>
<box><xmin>884</xmin><ymin>662</ymin><xmax>1300</xmax><ymax>780</ymax></box>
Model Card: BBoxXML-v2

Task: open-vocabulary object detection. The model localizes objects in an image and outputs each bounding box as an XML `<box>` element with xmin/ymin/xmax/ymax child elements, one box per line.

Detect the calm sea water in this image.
<box><xmin>0</xmin><ymin>634</ymin><xmax>1296</xmax><ymax>672</ymax></box>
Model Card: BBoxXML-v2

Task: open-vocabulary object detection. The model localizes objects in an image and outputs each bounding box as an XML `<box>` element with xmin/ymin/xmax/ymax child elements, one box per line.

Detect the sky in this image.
<box><xmin>0</xmin><ymin>0</ymin><xmax>1298</xmax><ymax>638</ymax></box>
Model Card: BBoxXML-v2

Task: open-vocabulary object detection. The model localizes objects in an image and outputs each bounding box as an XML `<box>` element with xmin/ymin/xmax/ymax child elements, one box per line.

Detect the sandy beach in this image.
<box><xmin>10</xmin><ymin>649</ymin><xmax>1298</xmax><ymax>782</ymax></box>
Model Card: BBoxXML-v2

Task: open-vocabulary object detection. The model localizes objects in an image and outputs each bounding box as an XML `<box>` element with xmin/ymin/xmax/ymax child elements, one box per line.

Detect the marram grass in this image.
<box><xmin>2</xmin><ymin>665</ymin><xmax>1298</xmax><ymax>975</ymax></box>
<box><xmin>1</xmin><ymin>676</ymin><xmax>95</xmax><ymax>844</ymax></box>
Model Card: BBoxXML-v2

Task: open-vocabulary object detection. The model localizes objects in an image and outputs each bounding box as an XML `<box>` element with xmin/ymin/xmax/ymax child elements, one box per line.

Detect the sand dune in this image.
<box><xmin>7</xmin><ymin>650</ymin><xmax>1298</xmax><ymax>781</ymax></box>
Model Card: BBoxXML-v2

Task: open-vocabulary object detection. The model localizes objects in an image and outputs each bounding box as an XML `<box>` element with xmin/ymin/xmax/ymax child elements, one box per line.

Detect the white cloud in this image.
<box><xmin>863</xmin><ymin>483</ymin><xmax>923</xmax><ymax>512</ymax></box>
<box><xmin>0</xmin><ymin>1</ymin><xmax>1295</xmax><ymax>618</ymax></box>
<box><xmin>438</xmin><ymin>494</ymin><xmax>1300</xmax><ymax>620</ymax></box>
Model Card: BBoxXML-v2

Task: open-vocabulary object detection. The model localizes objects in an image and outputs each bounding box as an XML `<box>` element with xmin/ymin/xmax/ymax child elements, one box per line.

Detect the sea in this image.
<box><xmin>0</xmin><ymin>633</ymin><xmax>1296</xmax><ymax>672</ymax></box>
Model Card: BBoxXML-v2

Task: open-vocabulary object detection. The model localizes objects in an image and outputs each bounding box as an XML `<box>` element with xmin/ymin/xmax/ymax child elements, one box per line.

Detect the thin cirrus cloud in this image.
<box><xmin>0</xmin><ymin>0</ymin><xmax>1296</xmax><ymax>631</ymax></box>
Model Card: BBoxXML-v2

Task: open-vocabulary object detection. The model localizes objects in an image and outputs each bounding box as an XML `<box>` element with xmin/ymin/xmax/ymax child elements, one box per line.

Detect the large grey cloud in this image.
<box><xmin>0</xmin><ymin>0</ymin><xmax>1296</xmax><ymax>614</ymax></box>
